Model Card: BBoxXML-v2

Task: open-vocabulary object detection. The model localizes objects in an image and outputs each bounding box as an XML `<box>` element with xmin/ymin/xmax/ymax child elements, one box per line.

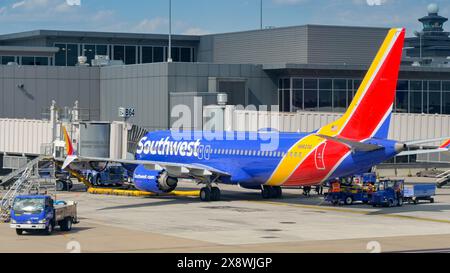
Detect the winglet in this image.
<box><xmin>439</xmin><ymin>139</ymin><xmax>450</xmax><ymax>149</ymax></box>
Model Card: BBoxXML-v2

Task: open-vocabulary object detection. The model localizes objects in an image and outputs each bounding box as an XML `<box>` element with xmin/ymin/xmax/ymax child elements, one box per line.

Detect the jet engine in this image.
<box><xmin>133</xmin><ymin>164</ymin><xmax>178</xmax><ymax>194</ymax></box>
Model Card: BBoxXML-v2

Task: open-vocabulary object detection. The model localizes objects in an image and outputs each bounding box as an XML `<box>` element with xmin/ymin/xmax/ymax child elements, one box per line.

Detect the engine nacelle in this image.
<box><xmin>133</xmin><ymin>164</ymin><xmax>178</xmax><ymax>194</ymax></box>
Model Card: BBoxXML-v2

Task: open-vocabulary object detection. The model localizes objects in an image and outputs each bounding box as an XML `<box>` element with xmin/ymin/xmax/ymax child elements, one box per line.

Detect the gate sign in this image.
<box><xmin>119</xmin><ymin>107</ymin><xmax>135</xmax><ymax>118</ymax></box>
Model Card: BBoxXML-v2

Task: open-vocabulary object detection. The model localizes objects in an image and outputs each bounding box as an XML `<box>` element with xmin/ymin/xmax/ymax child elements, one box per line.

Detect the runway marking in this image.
<box><xmin>246</xmin><ymin>200</ymin><xmax>450</xmax><ymax>224</ymax></box>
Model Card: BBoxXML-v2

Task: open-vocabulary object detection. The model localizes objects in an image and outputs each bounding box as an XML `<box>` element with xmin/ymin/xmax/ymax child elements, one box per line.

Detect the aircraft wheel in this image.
<box><xmin>211</xmin><ymin>187</ymin><xmax>221</xmax><ymax>201</ymax></box>
<box><xmin>273</xmin><ymin>186</ymin><xmax>282</xmax><ymax>198</ymax></box>
<box><xmin>261</xmin><ymin>187</ymin><xmax>271</xmax><ymax>199</ymax></box>
<box><xmin>200</xmin><ymin>187</ymin><xmax>211</xmax><ymax>202</ymax></box>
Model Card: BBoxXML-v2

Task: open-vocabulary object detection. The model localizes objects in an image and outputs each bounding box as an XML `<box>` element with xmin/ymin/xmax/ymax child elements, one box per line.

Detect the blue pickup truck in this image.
<box><xmin>10</xmin><ymin>195</ymin><xmax>78</xmax><ymax>235</ymax></box>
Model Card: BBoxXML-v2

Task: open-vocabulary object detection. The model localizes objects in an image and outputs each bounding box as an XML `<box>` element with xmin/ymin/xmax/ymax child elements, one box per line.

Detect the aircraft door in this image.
<box><xmin>315</xmin><ymin>142</ymin><xmax>327</xmax><ymax>170</ymax></box>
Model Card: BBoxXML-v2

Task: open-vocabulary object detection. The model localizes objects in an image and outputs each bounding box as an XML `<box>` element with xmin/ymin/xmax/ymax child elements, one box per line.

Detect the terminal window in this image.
<box><xmin>279</xmin><ymin>77</ymin><xmax>450</xmax><ymax>115</ymax></box>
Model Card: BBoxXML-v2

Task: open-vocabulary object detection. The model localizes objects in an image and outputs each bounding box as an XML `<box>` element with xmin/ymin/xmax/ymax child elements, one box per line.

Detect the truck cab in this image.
<box><xmin>10</xmin><ymin>195</ymin><xmax>78</xmax><ymax>235</ymax></box>
<box><xmin>371</xmin><ymin>179</ymin><xmax>404</xmax><ymax>207</ymax></box>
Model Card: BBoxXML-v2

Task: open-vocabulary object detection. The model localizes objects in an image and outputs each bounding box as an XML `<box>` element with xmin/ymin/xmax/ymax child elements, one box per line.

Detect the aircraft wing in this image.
<box><xmin>60</xmin><ymin>155</ymin><xmax>230</xmax><ymax>178</ymax></box>
<box><xmin>397</xmin><ymin>138</ymin><xmax>450</xmax><ymax>157</ymax></box>
<box><xmin>316</xmin><ymin>134</ymin><xmax>383</xmax><ymax>152</ymax></box>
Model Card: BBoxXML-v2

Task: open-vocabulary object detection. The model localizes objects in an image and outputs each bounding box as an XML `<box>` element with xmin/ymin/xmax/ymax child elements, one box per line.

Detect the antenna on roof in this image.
<box><xmin>168</xmin><ymin>0</ymin><xmax>173</xmax><ymax>63</ymax></box>
<box><xmin>260</xmin><ymin>0</ymin><xmax>263</xmax><ymax>30</ymax></box>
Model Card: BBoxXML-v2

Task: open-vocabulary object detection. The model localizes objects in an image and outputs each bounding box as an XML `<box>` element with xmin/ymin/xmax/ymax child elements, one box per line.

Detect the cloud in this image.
<box><xmin>183</xmin><ymin>27</ymin><xmax>210</xmax><ymax>35</ymax></box>
<box><xmin>272</xmin><ymin>0</ymin><xmax>307</xmax><ymax>5</ymax></box>
<box><xmin>366</xmin><ymin>0</ymin><xmax>388</xmax><ymax>6</ymax></box>
<box><xmin>132</xmin><ymin>17</ymin><xmax>169</xmax><ymax>33</ymax></box>
<box><xmin>0</xmin><ymin>7</ymin><xmax>6</xmax><ymax>14</ymax></box>
<box><xmin>66</xmin><ymin>0</ymin><xmax>80</xmax><ymax>6</ymax></box>
<box><xmin>12</xmin><ymin>0</ymin><xmax>49</xmax><ymax>9</ymax></box>
<box><xmin>11</xmin><ymin>1</ymin><xmax>26</xmax><ymax>9</ymax></box>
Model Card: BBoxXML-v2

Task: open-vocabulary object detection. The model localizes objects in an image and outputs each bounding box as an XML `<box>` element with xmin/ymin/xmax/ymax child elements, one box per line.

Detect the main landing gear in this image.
<box><xmin>261</xmin><ymin>185</ymin><xmax>282</xmax><ymax>199</ymax></box>
<box><xmin>200</xmin><ymin>186</ymin><xmax>221</xmax><ymax>202</ymax></box>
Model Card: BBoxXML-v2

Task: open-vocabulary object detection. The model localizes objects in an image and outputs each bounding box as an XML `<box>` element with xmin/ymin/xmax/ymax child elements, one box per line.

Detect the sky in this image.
<box><xmin>0</xmin><ymin>0</ymin><xmax>449</xmax><ymax>36</ymax></box>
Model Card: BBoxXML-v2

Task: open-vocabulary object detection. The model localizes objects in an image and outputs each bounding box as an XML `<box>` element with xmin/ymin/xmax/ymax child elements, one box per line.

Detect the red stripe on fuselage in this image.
<box><xmin>284</xmin><ymin>141</ymin><xmax>350</xmax><ymax>186</ymax></box>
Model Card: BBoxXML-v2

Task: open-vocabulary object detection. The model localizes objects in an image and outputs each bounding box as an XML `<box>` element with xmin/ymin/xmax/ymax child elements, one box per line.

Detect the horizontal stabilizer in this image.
<box><xmin>316</xmin><ymin>134</ymin><xmax>383</xmax><ymax>152</ymax></box>
<box><xmin>405</xmin><ymin>137</ymin><xmax>450</xmax><ymax>146</ymax></box>
<box><xmin>397</xmin><ymin>148</ymin><xmax>449</xmax><ymax>157</ymax></box>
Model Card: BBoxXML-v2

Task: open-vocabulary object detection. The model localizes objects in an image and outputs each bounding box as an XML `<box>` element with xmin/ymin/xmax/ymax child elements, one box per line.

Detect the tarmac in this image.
<box><xmin>1</xmin><ymin>179</ymin><xmax>450</xmax><ymax>253</ymax></box>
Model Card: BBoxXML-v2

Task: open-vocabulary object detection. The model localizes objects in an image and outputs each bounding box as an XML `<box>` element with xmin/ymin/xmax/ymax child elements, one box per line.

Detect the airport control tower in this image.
<box><xmin>405</xmin><ymin>3</ymin><xmax>450</xmax><ymax>65</ymax></box>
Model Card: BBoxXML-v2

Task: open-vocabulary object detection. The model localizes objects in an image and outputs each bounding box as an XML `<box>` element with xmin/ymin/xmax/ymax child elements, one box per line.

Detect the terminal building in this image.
<box><xmin>1</xmin><ymin>3</ymin><xmax>450</xmax><ymax>168</ymax></box>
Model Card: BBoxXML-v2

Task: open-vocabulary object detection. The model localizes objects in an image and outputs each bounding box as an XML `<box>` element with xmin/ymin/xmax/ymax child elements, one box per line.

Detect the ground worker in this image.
<box><xmin>315</xmin><ymin>185</ymin><xmax>323</xmax><ymax>195</ymax></box>
<box><xmin>331</xmin><ymin>179</ymin><xmax>341</xmax><ymax>193</ymax></box>
<box><xmin>303</xmin><ymin>186</ymin><xmax>312</xmax><ymax>196</ymax></box>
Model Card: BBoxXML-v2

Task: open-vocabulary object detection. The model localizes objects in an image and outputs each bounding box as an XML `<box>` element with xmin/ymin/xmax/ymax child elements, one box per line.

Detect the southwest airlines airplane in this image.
<box><xmin>62</xmin><ymin>28</ymin><xmax>450</xmax><ymax>202</ymax></box>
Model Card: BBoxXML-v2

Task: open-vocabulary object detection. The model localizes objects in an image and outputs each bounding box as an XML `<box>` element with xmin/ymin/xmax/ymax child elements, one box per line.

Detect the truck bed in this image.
<box><xmin>404</xmin><ymin>184</ymin><xmax>436</xmax><ymax>198</ymax></box>
<box><xmin>54</xmin><ymin>201</ymin><xmax>77</xmax><ymax>223</ymax></box>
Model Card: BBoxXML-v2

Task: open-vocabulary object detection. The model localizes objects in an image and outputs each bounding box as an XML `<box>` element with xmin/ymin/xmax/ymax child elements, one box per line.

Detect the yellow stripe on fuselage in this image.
<box><xmin>266</xmin><ymin>135</ymin><xmax>325</xmax><ymax>186</ymax></box>
<box><xmin>317</xmin><ymin>28</ymin><xmax>398</xmax><ymax>137</ymax></box>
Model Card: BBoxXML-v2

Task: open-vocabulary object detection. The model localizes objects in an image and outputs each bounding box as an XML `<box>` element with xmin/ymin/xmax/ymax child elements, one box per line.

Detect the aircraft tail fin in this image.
<box><xmin>440</xmin><ymin>139</ymin><xmax>450</xmax><ymax>149</ymax></box>
<box><xmin>62</xmin><ymin>126</ymin><xmax>77</xmax><ymax>169</ymax></box>
<box><xmin>318</xmin><ymin>28</ymin><xmax>405</xmax><ymax>141</ymax></box>
<box><xmin>63</xmin><ymin>126</ymin><xmax>75</xmax><ymax>156</ymax></box>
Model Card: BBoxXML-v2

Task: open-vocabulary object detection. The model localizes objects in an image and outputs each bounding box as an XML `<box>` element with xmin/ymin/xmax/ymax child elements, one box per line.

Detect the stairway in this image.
<box><xmin>0</xmin><ymin>155</ymin><xmax>47</xmax><ymax>222</ymax></box>
<box><xmin>0</xmin><ymin>156</ymin><xmax>45</xmax><ymax>188</ymax></box>
<box><xmin>436</xmin><ymin>170</ymin><xmax>450</xmax><ymax>188</ymax></box>
<box><xmin>0</xmin><ymin>168</ymin><xmax>34</xmax><ymax>222</ymax></box>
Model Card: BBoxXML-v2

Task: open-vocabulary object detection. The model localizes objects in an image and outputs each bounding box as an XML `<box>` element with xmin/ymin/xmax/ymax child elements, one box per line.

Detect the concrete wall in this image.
<box><xmin>199</xmin><ymin>26</ymin><xmax>308</xmax><ymax>64</ymax></box>
<box><xmin>307</xmin><ymin>25</ymin><xmax>388</xmax><ymax>65</ymax></box>
<box><xmin>100</xmin><ymin>63</ymin><xmax>170</xmax><ymax>131</ymax></box>
<box><xmin>0</xmin><ymin>65</ymin><xmax>100</xmax><ymax>120</ymax></box>
<box><xmin>199</xmin><ymin>25</ymin><xmax>389</xmax><ymax>66</ymax></box>
<box><xmin>100</xmin><ymin>63</ymin><xmax>277</xmax><ymax>130</ymax></box>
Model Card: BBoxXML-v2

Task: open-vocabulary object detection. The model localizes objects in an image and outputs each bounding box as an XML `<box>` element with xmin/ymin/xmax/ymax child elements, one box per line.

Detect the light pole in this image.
<box><xmin>260</xmin><ymin>0</ymin><xmax>263</xmax><ymax>29</ymax></box>
<box><xmin>168</xmin><ymin>0</ymin><xmax>173</xmax><ymax>63</ymax></box>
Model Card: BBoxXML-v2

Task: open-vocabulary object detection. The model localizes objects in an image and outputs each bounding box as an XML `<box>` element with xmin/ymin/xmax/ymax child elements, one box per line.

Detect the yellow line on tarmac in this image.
<box><xmin>247</xmin><ymin>200</ymin><xmax>450</xmax><ymax>225</ymax></box>
<box><xmin>87</xmin><ymin>187</ymin><xmax>200</xmax><ymax>197</ymax></box>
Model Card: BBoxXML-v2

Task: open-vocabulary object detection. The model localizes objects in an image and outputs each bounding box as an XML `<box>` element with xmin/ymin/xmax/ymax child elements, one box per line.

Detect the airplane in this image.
<box><xmin>61</xmin><ymin>28</ymin><xmax>450</xmax><ymax>202</ymax></box>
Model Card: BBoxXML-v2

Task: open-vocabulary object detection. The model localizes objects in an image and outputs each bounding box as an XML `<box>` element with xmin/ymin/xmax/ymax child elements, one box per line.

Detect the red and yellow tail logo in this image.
<box><xmin>318</xmin><ymin>28</ymin><xmax>405</xmax><ymax>141</ymax></box>
<box><xmin>440</xmin><ymin>139</ymin><xmax>450</xmax><ymax>149</ymax></box>
<box><xmin>63</xmin><ymin>126</ymin><xmax>74</xmax><ymax>156</ymax></box>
